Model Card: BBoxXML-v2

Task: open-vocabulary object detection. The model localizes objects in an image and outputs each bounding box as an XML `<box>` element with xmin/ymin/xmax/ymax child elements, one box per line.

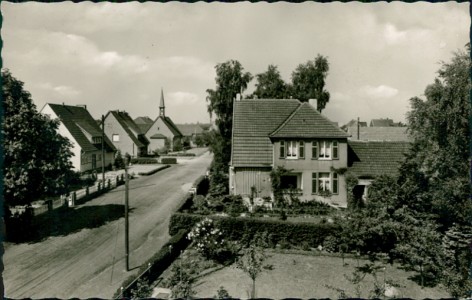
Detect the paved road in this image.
<box><xmin>3</xmin><ymin>151</ymin><xmax>212</xmax><ymax>298</ymax></box>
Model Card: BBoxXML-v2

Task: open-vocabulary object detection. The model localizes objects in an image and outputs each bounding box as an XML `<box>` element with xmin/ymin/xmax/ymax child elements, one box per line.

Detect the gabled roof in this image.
<box><xmin>163</xmin><ymin>116</ymin><xmax>183</xmax><ymax>137</ymax></box>
<box><xmin>231</xmin><ymin>99</ymin><xmax>303</xmax><ymax>167</ymax></box>
<box><xmin>106</xmin><ymin>110</ymin><xmax>149</xmax><ymax>148</ymax></box>
<box><xmin>343</xmin><ymin>119</ymin><xmax>367</xmax><ymax>128</ymax></box>
<box><xmin>348</xmin><ymin>141</ymin><xmax>410</xmax><ymax>178</ymax></box>
<box><xmin>270</xmin><ymin>102</ymin><xmax>350</xmax><ymax>138</ymax></box>
<box><xmin>347</xmin><ymin>126</ymin><xmax>410</xmax><ymax>141</ymax></box>
<box><xmin>370</xmin><ymin>118</ymin><xmax>394</xmax><ymax>127</ymax></box>
<box><xmin>47</xmin><ymin>103</ymin><xmax>116</xmax><ymax>153</ymax></box>
<box><xmin>134</xmin><ymin>116</ymin><xmax>153</xmax><ymax>125</ymax></box>
<box><xmin>175</xmin><ymin>124</ymin><xmax>206</xmax><ymax>136</ymax></box>
<box><xmin>136</xmin><ymin>123</ymin><xmax>153</xmax><ymax>134</ymax></box>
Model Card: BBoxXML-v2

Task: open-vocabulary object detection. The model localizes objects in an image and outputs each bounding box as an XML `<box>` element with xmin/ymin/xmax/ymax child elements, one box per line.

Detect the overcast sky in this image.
<box><xmin>2</xmin><ymin>2</ymin><xmax>469</xmax><ymax>125</ymax></box>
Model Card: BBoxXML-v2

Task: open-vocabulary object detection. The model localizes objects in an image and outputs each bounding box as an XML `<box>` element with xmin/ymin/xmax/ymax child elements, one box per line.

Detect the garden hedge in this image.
<box><xmin>161</xmin><ymin>157</ymin><xmax>177</xmax><ymax>164</ymax></box>
<box><xmin>169</xmin><ymin>212</ymin><xmax>342</xmax><ymax>249</ymax></box>
<box><xmin>113</xmin><ymin>229</ymin><xmax>191</xmax><ymax>298</ymax></box>
<box><xmin>129</xmin><ymin>157</ymin><xmax>159</xmax><ymax>164</ymax></box>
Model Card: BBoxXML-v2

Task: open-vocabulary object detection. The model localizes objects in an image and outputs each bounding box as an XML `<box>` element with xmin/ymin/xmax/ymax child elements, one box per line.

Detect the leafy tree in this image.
<box><xmin>398</xmin><ymin>45</ymin><xmax>471</xmax><ymax>228</ymax></box>
<box><xmin>114</xmin><ymin>150</ymin><xmax>125</xmax><ymax>170</ymax></box>
<box><xmin>291</xmin><ymin>54</ymin><xmax>330</xmax><ymax>111</ymax></box>
<box><xmin>206</xmin><ymin>60</ymin><xmax>252</xmax><ymax>171</ymax></box>
<box><xmin>3</xmin><ymin>69</ymin><xmax>73</xmax><ymax>207</ymax></box>
<box><xmin>236</xmin><ymin>244</ymin><xmax>270</xmax><ymax>299</ymax></box>
<box><xmin>253</xmin><ymin>65</ymin><xmax>289</xmax><ymax>99</ymax></box>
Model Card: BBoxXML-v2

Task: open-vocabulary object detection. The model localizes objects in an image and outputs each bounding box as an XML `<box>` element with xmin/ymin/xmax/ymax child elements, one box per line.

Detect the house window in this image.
<box><xmin>332</xmin><ymin>141</ymin><xmax>338</xmax><ymax>159</ymax></box>
<box><xmin>312</xmin><ymin>172</ymin><xmax>339</xmax><ymax>194</ymax></box>
<box><xmin>287</xmin><ymin>141</ymin><xmax>298</xmax><ymax>158</ymax></box>
<box><xmin>319</xmin><ymin>141</ymin><xmax>331</xmax><ymax>159</ymax></box>
<box><xmin>280</xmin><ymin>175</ymin><xmax>298</xmax><ymax>189</ymax></box>
<box><xmin>280</xmin><ymin>141</ymin><xmax>285</xmax><ymax>158</ymax></box>
<box><xmin>312</xmin><ymin>140</ymin><xmax>339</xmax><ymax>160</ymax></box>
<box><xmin>280</xmin><ymin>140</ymin><xmax>306</xmax><ymax>159</ymax></box>
<box><xmin>112</xmin><ymin>134</ymin><xmax>120</xmax><ymax>142</ymax></box>
<box><xmin>299</xmin><ymin>141</ymin><xmax>305</xmax><ymax>158</ymax></box>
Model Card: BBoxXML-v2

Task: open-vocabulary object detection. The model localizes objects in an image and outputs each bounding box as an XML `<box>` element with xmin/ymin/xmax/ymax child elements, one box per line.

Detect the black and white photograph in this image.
<box><xmin>1</xmin><ymin>1</ymin><xmax>470</xmax><ymax>298</ymax></box>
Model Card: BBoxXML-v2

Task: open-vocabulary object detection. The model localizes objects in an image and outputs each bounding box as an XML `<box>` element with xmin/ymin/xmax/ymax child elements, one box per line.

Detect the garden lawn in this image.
<box><xmin>192</xmin><ymin>251</ymin><xmax>450</xmax><ymax>299</ymax></box>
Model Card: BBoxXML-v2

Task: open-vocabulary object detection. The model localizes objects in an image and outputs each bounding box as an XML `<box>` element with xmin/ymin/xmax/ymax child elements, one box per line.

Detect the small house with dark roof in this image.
<box><xmin>103</xmin><ymin>110</ymin><xmax>149</xmax><ymax>157</ymax></box>
<box><xmin>144</xmin><ymin>89</ymin><xmax>183</xmax><ymax>153</ymax></box>
<box><xmin>370</xmin><ymin>118</ymin><xmax>394</xmax><ymax>127</ymax></box>
<box><xmin>175</xmin><ymin>123</ymin><xmax>209</xmax><ymax>147</ymax></box>
<box><xmin>41</xmin><ymin>103</ymin><xmax>116</xmax><ymax>172</ymax></box>
<box><xmin>134</xmin><ymin>116</ymin><xmax>154</xmax><ymax>134</ymax></box>
<box><xmin>347</xmin><ymin>140</ymin><xmax>410</xmax><ymax>201</ymax></box>
<box><xmin>230</xmin><ymin>98</ymin><xmax>350</xmax><ymax>207</ymax></box>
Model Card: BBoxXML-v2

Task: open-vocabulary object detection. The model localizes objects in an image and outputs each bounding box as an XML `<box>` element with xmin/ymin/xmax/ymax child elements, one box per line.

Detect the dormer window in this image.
<box><xmin>92</xmin><ymin>137</ymin><xmax>102</xmax><ymax>144</ymax></box>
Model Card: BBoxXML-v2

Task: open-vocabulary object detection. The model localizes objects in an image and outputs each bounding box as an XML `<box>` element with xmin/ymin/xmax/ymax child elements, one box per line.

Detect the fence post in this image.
<box><xmin>85</xmin><ymin>186</ymin><xmax>89</xmax><ymax>198</ymax></box>
<box><xmin>97</xmin><ymin>182</ymin><xmax>101</xmax><ymax>193</ymax></box>
<box><xmin>47</xmin><ymin>199</ymin><xmax>53</xmax><ymax>211</ymax></box>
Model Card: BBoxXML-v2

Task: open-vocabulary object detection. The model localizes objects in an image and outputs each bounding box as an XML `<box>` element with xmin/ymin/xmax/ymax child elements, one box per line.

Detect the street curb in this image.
<box><xmin>137</xmin><ymin>164</ymin><xmax>170</xmax><ymax>176</ymax></box>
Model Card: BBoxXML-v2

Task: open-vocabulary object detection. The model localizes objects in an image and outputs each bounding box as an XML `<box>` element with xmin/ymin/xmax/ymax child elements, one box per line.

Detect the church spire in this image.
<box><xmin>159</xmin><ymin>88</ymin><xmax>165</xmax><ymax>117</ymax></box>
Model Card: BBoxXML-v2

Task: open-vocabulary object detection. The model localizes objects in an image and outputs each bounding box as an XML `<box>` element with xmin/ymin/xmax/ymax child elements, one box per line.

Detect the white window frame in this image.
<box><xmin>112</xmin><ymin>134</ymin><xmax>120</xmax><ymax>142</ymax></box>
<box><xmin>286</xmin><ymin>141</ymin><xmax>298</xmax><ymax>159</ymax></box>
<box><xmin>312</xmin><ymin>172</ymin><xmax>339</xmax><ymax>195</ymax></box>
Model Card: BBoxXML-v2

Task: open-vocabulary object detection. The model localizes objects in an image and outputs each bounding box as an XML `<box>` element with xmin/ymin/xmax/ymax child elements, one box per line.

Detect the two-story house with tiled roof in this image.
<box><xmin>230</xmin><ymin>98</ymin><xmax>350</xmax><ymax>207</ymax></box>
<box><xmin>103</xmin><ymin>110</ymin><xmax>149</xmax><ymax>157</ymax></box>
<box><xmin>144</xmin><ymin>89</ymin><xmax>183</xmax><ymax>153</ymax></box>
<box><xmin>41</xmin><ymin>103</ymin><xmax>116</xmax><ymax>172</ymax></box>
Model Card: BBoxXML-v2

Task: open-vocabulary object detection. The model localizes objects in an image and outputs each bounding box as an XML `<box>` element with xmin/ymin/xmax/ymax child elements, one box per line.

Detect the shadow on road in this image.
<box><xmin>108</xmin><ymin>183</ymin><xmax>157</xmax><ymax>193</ymax></box>
<box><xmin>5</xmin><ymin>204</ymin><xmax>125</xmax><ymax>244</ymax></box>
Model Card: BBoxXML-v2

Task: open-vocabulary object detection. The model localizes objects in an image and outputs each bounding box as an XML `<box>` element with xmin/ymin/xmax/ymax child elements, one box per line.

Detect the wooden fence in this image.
<box><xmin>10</xmin><ymin>174</ymin><xmax>127</xmax><ymax>216</ymax></box>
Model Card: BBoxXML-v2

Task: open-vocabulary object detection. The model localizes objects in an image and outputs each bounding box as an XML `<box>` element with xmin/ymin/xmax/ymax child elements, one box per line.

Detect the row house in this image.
<box><xmin>41</xmin><ymin>103</ymin><xmax>116</xmax><ymax>172</ymax></box>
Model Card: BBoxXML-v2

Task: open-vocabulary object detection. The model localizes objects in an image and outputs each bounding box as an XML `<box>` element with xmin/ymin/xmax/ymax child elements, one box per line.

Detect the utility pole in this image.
<box><xmin>101</xmin><ymin>115</ymin><xmax>105</xmax><ymax>184</ymax></box>
<box><xmin>125</xmin><ymin>159</ymin><xmax>130</xmax><ymax>271</ymax></box>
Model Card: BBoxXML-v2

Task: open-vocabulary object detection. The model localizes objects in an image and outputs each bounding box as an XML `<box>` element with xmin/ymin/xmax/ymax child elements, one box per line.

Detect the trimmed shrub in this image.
<box><xmin>169</xmin><ymin>213</ymin><xmax>341</xmax><ymax>249</ymax></box>
<box><xmin>161</xmin><ymin>157</ymin><xmax>177</xmax><ymax>164</ymax></box>
<box><xmin>166</xmin><ymin>152</ymin><xmax>196</xmax><ymax>157</ymax></box>
<box><xmin>130</xmin><ymin>157</ymin><xmax>159</xmax><ymax>164</ymax></box>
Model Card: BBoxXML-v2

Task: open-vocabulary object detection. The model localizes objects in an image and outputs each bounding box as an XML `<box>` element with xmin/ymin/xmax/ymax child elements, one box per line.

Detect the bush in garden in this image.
<box><xmin>323</xmin><ymin>235</ymin><xmax>339</xmax><ymax>252</ymax></box>
<box><xmin>187</xmin><ymin>218</ymin><xmax>239</xmax><ymax>264</ymax></box>
<box><xmin>129</xmin><ymin>157</ymin><xmax>159</xmax><ymax>164</ymax></box>
<box><xmin>166</xmin><ymin>262</ymin><xmax>196</xmax><ymax>299</ymax></box>
<box><xmin>214</xmin><ymin>286</ymin><xmax>231</xmax><ymax>299</ymax></box>
<box><xmin>130</xmin><ymin>279</ymin><xmax>152</xmax><ymax>299</ymax></box>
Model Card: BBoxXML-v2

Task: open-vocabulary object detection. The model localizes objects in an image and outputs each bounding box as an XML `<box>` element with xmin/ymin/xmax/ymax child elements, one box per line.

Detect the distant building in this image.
<box><xmin>134</xmin><ymin>116</ymin><xmax>153</xmax><ymax>134</ymax></box>
<box><xmin>144</xmin><ymin>89</ymin><xmax>183</xmax><ymax>153</ymax></box>
<box><xmin>103</xmin><ymin>110</ymin><xmax>149</xmax><ymax>157</ymax></box>
<box><xmin>370</xmin><ymin>118</ymin><xmax>395</xmax><ymax>127</ymax></box>
<box><xmin>175</xmin><ymin>123</ymin><xmax>210</xmax><ymax>147</ymax></box>
<box><xmin>342</xmin><ymin>119</ymin><xmax>368</xmax><ymax>130</ymax></box>
<box><xmin>41</xmin><ymin>103</ymin><xmax>116</xmax><ymax>172</ymax></box>
<box><xmin>347</xmin><ymin>126</ymin><xmax>410</xmax><ymax>141</ymax></box>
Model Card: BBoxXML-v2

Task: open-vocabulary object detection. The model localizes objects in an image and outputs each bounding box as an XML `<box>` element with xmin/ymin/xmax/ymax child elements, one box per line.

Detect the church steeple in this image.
<box><xmin>159</xmin><ymin>88</ymin><xmax>165</xmax><ymax>117</ymax></box>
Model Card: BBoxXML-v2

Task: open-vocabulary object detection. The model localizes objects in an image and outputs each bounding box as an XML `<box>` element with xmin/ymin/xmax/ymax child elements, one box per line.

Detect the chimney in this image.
<box><xmin>308</xmin><ymin>99</ymin><xmax>317</xmax><ymax>110</ymax></box>
<box><xmin>76</xmin><ymin>104</ymin><xmax>87</xmax><ymax>110</ymax></box>
<box><xmin>235</xmin><ymin>93</ymin><xmax>242</xmax><ymax>101</ymax></box>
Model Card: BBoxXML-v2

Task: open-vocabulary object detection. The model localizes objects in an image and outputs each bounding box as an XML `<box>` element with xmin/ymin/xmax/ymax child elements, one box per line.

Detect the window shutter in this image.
<box><xmin>312</xmin><ymin>173</ymin><xmax>318</xmax><ymax>194</ymax></box>
<box><xmin>312</xmin><ymin>141</ymin><xmax>318</xmax><ymax>159</ymax></box>
<box><xmin>299</xmin><ymin>141</ymin><xmax>305</xmax><ymax>158</ymax></box>
<box><xmin>280</xmin><ymin>141</ymin><xmax>285</xmax><ymax>158</ymax></box>
<box><xmin>332</xmin><ymin>173</ymin><xmax>338</xmax><ymax>194</ymax></box>
<box><xmin>332</xmin><ymin>141</ymin><xmax>338</xmax><ymax>159</ymax></box>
